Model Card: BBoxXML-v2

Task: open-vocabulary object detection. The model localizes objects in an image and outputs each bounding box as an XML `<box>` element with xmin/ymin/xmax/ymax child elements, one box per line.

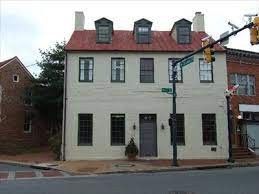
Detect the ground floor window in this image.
<box><xmin>202</xmin><ymin>114</ymin><xmax>217</xmax><ymax>145</ymax></box>
<box><xmin>111</xmin><ymin>114</ymin><xmax>125</xmax><ymax>145</ymax></box>
<box><xmin>170</xmin><ymin>114</ymin><xmax>185</xmax><ymax>145</ymax></box>
<box><xmin>78</xmin><ymin>114</ymin><xmax>93</xmax><ymax>145</ymax></box>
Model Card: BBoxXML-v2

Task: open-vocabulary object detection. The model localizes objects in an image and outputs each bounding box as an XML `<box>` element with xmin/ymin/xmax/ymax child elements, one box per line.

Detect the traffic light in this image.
<box><xmin>250</xmin><ymin>17</ymin><xmax>259</xmax><ymax>45</ymax></box>
<box><xmin>202</xmin><ymin>38</ymin><xmax>215</xmax><ymax>63</ymax></box>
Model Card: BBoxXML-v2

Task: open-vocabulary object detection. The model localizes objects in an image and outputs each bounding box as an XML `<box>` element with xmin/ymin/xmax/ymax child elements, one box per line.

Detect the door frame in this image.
<box><xmin>139</xmin><ymin>114</ymin><xmax>158</xmax><ymax>157</ymax></box>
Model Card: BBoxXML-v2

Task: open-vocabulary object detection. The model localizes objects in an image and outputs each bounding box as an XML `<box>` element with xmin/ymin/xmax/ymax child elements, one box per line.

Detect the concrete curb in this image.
<box><xmin>1</xmin><ymin>159</ymin><xmax>259</xmax><ymax>176</ymax></box>
<box><xmin>0</xmin><ymin>160</ymin><xmax>34</xmax><ymax>168</ymax></box>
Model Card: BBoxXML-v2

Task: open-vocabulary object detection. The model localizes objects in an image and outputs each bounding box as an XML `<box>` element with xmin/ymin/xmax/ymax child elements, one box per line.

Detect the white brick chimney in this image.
<box><xmin>192</xmin><ymin>12</ymin><xmax>205</xmax><ymax>32</ymax></box>
<box><xmin>75</xmin><ymin>11</ymin><xmax>85</xmax><ymax>31</ymax></box>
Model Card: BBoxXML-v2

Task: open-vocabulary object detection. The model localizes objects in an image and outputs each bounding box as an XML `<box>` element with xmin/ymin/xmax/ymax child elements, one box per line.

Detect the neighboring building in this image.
<box><xmin>0</xmin><ymin>56</ymin><xmax>47</xmax><ymax>153</ymax></box>
<box><xmin>63</xmin><ymin>12</ymin><xmax>228</xmax><ymax>160</ymax></box>
<box><xmin>226</xmin><ymin>48</ymin><xmax>259</xmax><ymax>155</ymax></box>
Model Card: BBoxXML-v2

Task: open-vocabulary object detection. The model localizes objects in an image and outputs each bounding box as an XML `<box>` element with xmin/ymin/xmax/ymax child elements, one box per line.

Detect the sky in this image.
<box><xmin>0</xmin><ymin>0</ymin><xmax>259</xmax><ymax>76</ymax></box>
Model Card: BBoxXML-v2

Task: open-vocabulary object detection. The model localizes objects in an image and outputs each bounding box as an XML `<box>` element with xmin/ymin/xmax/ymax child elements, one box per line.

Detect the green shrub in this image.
<box><xmin>48</xmin><ymin>132</ymin><xmax>62</xmax><ymax>160</ymax></box>
<box><xmin>125</xmin><ymin>138</ymin><xmax>139</xmax><ymax>156</ymax></box>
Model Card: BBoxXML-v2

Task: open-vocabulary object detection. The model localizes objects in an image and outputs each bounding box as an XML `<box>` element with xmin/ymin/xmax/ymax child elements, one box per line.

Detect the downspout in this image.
<box><xmin>62</xmin><ymin>51</ymin><xmax>68</xmax><ymax>161</ymax></box>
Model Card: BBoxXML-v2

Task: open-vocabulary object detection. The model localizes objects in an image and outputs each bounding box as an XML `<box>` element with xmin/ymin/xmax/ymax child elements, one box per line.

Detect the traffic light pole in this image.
<box><xmin>172</xmin><ymin>62</ymin><xmax>178</xmax><ymax>166</ymax></box>
<box><xmin>170</xmin><ymin>21</ymin><xmax>254</xmax><ymax>167</ymax></box>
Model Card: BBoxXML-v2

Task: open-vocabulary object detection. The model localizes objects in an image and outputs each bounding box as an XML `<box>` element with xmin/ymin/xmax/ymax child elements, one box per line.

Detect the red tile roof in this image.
<box><xmin>65</xmin><ymin>30</ymin><xmax>225</xmax><ymax>52</ymax></box>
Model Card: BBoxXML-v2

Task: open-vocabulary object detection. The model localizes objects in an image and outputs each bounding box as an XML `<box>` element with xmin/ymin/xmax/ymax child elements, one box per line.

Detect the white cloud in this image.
<box><xmin>1</xmin><ymin>0</ymin><xmax>259</xmax><ymax>75</ymax></box>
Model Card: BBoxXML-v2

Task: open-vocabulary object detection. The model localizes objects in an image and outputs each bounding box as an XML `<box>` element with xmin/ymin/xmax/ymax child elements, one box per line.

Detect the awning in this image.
<box><xmin>239</xmin><ymin>104</ymin><xmax>259</xmax><ymax>112</ymax></box>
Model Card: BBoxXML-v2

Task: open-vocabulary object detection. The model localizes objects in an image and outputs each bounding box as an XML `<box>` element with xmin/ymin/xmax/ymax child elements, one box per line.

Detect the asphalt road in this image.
<box><xmin>0</xmin><ymin>164</ymin><xmax>33</xmax><ymax>171</ymax></box>
<box><xmin>1</xmin><ymin>166</ymin><xmax>259</xmax><ymax>194</ymax></box>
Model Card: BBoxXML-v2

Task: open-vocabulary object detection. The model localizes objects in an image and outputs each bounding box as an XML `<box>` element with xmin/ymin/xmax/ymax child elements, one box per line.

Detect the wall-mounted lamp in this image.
<box><xmin>237</xmin><ymin>114</ymin><xmax>242</xmax><ymax>120</ymax></box>
<box><xmin>133</xmin><ymin>123</ymin><xmax>136</xmax><ymax>130</ymax></box>
<box><xmin>161</xmin><ymin>123</ymin><xmax>165</xmax><ymax>130</ymax></box>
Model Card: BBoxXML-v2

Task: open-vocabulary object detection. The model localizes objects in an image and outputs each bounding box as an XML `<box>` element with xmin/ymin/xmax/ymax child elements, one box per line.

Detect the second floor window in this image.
<box><xmin>24</xmin><ymin>111</ymin><xmax>32</xmax><ymax>133</ymax></box>
<box><xmin>168</xmin><ymin>58</ymin><xmax>183</xmax><ymax>82</ymax></box>
<box><xmin>199</xmin><ymin>59</ymin><xmax>213</xmax><ymax>82</ymax></box>
<box><xmin>111</xmin><ymin>58</ymin><xmax>125</xmax><ymax>82</ymax></box>
<box><xmin>79</xmin><ymin>58</ymin><xmax>93</xmax><ymax>82</ymax></box>
<box><xmin>230</xmin><ymin>73</ymin><xmax>255</xmax><ymax>96</ymax></box>
<box><xmin>140</xmin><ymin>58</ymin><xmax>154</xmax><ymax>83</ymax></box>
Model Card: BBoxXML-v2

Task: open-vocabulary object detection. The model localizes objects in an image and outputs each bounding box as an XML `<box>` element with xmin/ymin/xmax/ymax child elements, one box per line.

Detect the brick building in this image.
<box><xmin>227</xmin><ymin>48</ymin><xmax>259</xmax><ymax>155</ymax></box>
<box><xmin>0</xmin><ymin>56</ymin><xmax>47</xmax><ymax>154</ymax></box>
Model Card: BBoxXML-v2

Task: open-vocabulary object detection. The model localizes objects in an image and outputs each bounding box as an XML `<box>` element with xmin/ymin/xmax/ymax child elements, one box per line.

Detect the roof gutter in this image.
<box><xmin>61</xmin><ymin>51</ymin><xmax>68</xmax><ymax>161</ymax></box>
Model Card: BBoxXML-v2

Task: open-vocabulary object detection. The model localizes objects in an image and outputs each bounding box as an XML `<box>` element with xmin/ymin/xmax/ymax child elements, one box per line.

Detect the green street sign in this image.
<box><xmin>161</xmin><ymin>88</ymin><xmax>172</xmax><ymax>93</ymax></box>
<box><xmin>179</xmin><ymin>56</ymin><xmax>194</xmax><ymax>68</ymax></box>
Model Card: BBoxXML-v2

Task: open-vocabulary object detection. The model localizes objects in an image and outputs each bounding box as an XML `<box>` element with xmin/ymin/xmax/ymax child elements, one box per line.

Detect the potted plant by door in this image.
<box><xmin>125</xmin><ymin>138</ymin><xmax>139</xmax><ymax>161</ymax></box>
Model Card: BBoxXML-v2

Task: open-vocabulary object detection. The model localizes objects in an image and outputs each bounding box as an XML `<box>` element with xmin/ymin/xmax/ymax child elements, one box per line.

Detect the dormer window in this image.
<box><xmin>134</xmin><ymin>19</ymin><xmax>152</xmax><ymax>44</ymax></box>
<box><xmin>170</xmin><ymin>18</ymin><xmax>192</xmax><ymax>44</ymax></box>
<box><xmin>98</xmin><ymin>26</ymin><xmax>109</xmax><ymax>42</ymax></box>
<box><xmin>178</xmin><ymin>26</ymin><xmax>191</xmax><ymax>44</ymax></box>
<box><xmin>95</xmin><ymin>18</ymin><xmax>113</xmax><ymax>44</ymax></box>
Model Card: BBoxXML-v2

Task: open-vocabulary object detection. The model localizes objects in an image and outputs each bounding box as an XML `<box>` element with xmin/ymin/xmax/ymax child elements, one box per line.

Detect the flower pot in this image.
<box><xmin>127</xmin><ymin>153</ymin><xmax>137</xmax><ymax>161</ymax></box>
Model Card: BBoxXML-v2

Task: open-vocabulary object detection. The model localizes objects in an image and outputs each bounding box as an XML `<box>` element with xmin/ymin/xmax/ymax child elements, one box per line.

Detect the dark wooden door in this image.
<box><xmin>139</xmin><ymin>114</ymin><xmax>157</xmax><ymax>157</ymax></box>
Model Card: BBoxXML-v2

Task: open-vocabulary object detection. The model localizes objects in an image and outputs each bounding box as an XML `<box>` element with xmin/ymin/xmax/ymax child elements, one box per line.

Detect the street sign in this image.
<box><xmin>220</xmin><ymin>31</ymin><xmax>229</xmax><ymax>46</ymax></box>
<box><xmin>161</xmin><ymin>88</ymin><xmax>172</xmax><ymax>93</ymax></box>
<box><xmin>179</xmin><ymin>56</ymin><xmax>194</xmax><ymax>68</ymax></box>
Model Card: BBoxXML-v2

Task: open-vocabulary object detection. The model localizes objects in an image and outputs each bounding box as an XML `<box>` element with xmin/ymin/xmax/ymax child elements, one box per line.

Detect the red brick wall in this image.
<box><xmin>0</xmin><ymin>59</ymin><xmax>48</xmax><ymax>154</ymax></box>
<box><xmin>227</xmin><ymin>53</ymin><xmax>259</xmax><ymax>130</ymax></box>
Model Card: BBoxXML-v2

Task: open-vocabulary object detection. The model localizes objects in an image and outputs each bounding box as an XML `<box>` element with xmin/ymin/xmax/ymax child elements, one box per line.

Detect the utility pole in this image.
<box><xmin>171</xmin><ymin>62</ymin><xmax>178</xmax><ymax>166</ymax></box>
<box><xmin>170</xmin><ymin>21</ymin><xmax>254</xmax><ymax>166</ymax></box>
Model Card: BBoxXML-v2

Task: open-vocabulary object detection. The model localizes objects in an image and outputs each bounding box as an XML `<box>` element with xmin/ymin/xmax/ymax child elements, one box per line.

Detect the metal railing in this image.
<box><xmin>241</xmin><ymin>133</ymin><xmax>256</xmax><ymax>152</ymax></box>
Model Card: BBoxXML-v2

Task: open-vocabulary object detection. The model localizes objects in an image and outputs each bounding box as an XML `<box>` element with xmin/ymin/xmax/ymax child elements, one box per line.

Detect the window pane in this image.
<box><xmin>98</xmin><ymin>26</ymin><xmax>109</xmax><ymax>42</ymax></box>
<box><xmin>140</xmin><ymin>59</ymin><xmax>154</xmax><ymax>83</ymax></box>
<box><xmin>79</xmin><ymin>58</ymin><xmax>93</xmax><ymax>81</ymax></box>
<box><xmin>111</xmin><ymin>114</ymin><xmax>125</xmax><ymax>145</ymax></box>
<box><xmin>170</xmin><ymin>114</ymin><xmax>185</xmax><ymax>145</ymax></box>
<box><xmin>199</xmin><ymin>59</ymin><xmax>213</xmax><ymax>82</ymax></box>
<box><xmin>202</xmin><ymin>114</ymin><xmax>217</xmax><ymax>145</ymax></box>
<box><xmin>78</xmin><ymin>114</ymin><xmax>93</xmax><ymax>145</ymax></box>
<box><xmin>111</xmin><ymin>58</ymin><xmax>125</xmax><ymax>82</ymax></box>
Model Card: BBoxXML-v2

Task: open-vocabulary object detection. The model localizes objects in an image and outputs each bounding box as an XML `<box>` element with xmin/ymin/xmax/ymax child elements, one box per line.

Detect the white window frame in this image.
<box><xmin>13</xmin><ymin>74</ymin><xmax>19</xmax><ymax>82</ymax></box>
<box><xmin>230</xmin><ymin>73</ymin><xmax>256</xmax><ymax>96</ymax></box>
<box><xmin>24</xmin><ymin>111</ymin><xmax>32</xmax><ymax>133</ymax></box>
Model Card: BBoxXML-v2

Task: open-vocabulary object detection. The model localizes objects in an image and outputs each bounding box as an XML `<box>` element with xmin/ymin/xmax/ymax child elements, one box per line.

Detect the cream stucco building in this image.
<box><xmin>62</xmin><ymin>12</ymin><xmax>228</xmax><ymax>160</ymax></box>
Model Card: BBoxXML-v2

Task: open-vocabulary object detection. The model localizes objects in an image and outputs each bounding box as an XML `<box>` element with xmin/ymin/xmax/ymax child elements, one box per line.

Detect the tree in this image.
<box><xmin>30</xmin><ymin>41</ymin><xmax>65</xmax><ymax>134</ymax></box>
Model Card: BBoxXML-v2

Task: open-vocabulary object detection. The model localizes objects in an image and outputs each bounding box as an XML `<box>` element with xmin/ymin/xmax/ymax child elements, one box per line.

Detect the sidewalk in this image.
<box><xmin>53</xmin><ymin>157</ymin><xmax>259</xmax><ymax>175</ymax></box>
<box><xmin>0</xmin><ymin>149</ymin><xmax>258</xmax><ymax>176</ymax></box>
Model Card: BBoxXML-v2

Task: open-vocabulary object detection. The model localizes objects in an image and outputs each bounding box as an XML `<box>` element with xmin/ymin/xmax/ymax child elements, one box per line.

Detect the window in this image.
<box><xmin>202</xmin><ymin>114</ymin><xmax>217</xmax><ymax>145</ymax></box>
<box><xmin>24</xmin><ymin>111</ymin><xmax>32</xmax><ymax>133</ymax></box>
<box><xmin>78</xmin><ymin>114</ymin><xmax>93</xmax><ymax>145</ymax></box>
<box><xmin>199</xmin><ymin>59</ymin><xmax>213</xmax><ymax>82</ymax></box>
<box><xmin>140</xmin><ymin>58</ymin><xmax>154</xmax><ymax>83</ymax></box>
<box><xmin>97</xmin><ymin>26</ymin><xmax>110</xmax><ymax>42</ymax></box>
<box><xmin>168</xmin><ymin>58</ymin><xmax>183</xmax><ymax>82</ymax></box>
<box><xmin>24</xmin><ymin>89</ymin><xmax>32</xmax><ymax>106</ymax></box>
<box><xmin>230</xmin><ymin>73</ymin><xmax>255</xmax><ymax>96</ymax></box>
<box><xmin>13</xmin><ymin>75</ymin><xmax>19</xmax><ymax>82</ymax></box>
<box><xmin>178</xmin><ymin>26</ymin><xmax>191</xmax><ymax>44</ymax></box>
<box><xmin>170</xmin><ymin>114</ymin><xmax>185</xmax><ymax>145</ymax></box>
<box><xmin>79</xmin><ymin>58</ymin><xmax>94</xmax><ymax>82</ymax></box>
<box><xmin>137</xmin><ymin>26</ymin><xmax>150</xmax><ymax>43</ymax></box>
<box><xmin>111</xmin><ymin>58</ymin><xmax>125</xmax><ymax>82</ymax></box>
<box><xmin>111</xmin><ymin>114</ymin><xmax>125</xmax><ymax>145</ymax></box>
<box><xmin>242</xmin><ymin>112</ymin><xmax>259</xmax><ymax>121</ymax></box>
